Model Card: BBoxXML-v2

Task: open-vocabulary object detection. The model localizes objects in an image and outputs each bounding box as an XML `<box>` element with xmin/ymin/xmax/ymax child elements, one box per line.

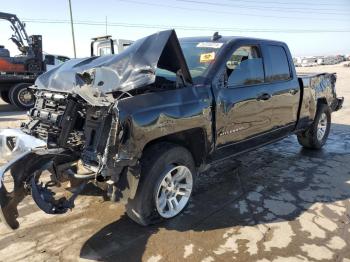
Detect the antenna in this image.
<box><xmin>212</xmin><ymin>32</ymin><xmax>222</xmax><ymax>41</ymax></box>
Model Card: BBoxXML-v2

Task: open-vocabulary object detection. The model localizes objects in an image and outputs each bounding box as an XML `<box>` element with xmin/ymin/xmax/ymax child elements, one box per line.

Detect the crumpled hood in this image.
<box><xmin>35</xmin><ymin>29</ymin><xmax>192</xmax><ymax>93</ymax></box>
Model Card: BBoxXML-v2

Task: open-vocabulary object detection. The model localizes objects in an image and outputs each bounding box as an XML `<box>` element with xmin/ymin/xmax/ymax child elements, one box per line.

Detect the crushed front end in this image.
<box><xmin>0</xmin><ymin>88</ymin><xmax>122</xmax><ymax>229</ymax></box>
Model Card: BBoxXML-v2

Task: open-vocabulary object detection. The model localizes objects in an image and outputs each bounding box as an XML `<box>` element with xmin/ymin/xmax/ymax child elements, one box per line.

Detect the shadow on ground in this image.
<box><xmin>0</xmin><ymin>103</ymin><xmax>23</xmax><ymax>113</ymax></box>
<box><xmin>79</xmin><ymin>124</ymin><xmax>350</xmax><ymax>261</ymax></box>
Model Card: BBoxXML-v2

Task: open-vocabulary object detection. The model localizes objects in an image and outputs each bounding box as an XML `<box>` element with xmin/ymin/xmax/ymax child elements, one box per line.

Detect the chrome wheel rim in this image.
<box><xmin>18</xmin><ymin>88</ymin><xmax>34</xmax><ymax>107</ymax></box>
<box><xmin>317</xmin><ymin>113</ymin><xmax>327</xmax><ymax>141</ymax></box>
<box><xmin>155</xmin><ymin>165</ymin><xmax>193</xmax><ymax>218</ymax></box>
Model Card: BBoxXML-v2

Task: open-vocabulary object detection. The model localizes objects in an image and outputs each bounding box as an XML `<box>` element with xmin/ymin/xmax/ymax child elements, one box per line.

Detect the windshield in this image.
<box><xmin>181</xmin><ymin>41</ymin><xmax>223</xmax><ymax>80</ymax></box>
<box><xmin>156</xmin><ymin>41</ymin><xmax>223</xmax><ymax>84</ymax></box>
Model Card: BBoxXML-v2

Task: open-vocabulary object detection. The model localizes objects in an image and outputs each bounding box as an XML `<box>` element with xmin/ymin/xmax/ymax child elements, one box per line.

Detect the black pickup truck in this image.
<box><xmin>0</xmin><ymin>30</ymin><xmax>343</xmax><ymax>229</ymax></box>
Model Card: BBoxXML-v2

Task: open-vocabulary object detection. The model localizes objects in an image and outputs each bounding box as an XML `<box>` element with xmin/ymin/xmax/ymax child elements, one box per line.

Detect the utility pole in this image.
<box><xmin>105</xmin><ymin>16</ymin><xmax>108</xmax><ymax>35</ymax></box>
<box><xmin>68</xmin><ymin>0</ymin><xmax>77</xmax><ymax>58</ymax></box>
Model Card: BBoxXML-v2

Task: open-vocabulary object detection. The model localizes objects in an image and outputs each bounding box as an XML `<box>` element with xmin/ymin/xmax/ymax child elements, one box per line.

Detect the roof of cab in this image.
<box><xmin>179</xmin><ymin>36</ymin><xmax>286</xmax><ymax>46</ymax></box>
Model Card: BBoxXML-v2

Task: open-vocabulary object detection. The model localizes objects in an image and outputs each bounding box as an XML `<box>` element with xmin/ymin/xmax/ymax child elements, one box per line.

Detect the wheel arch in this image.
<box><xmin>317</xmin><ymin>97</ymin><xmax>328</xmax><ymax>107</ymax></box>
<box><xmin>141</xmin><ymin>128</ymin><xmax>209</xmax><ymax>167</ymax></box>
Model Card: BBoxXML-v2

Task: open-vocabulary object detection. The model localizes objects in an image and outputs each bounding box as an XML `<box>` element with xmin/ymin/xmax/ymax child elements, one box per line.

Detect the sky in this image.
<box><xmin>0</xmin><ymin>0</ymin><xmax>349</xmax><ymax>58</ymax></box>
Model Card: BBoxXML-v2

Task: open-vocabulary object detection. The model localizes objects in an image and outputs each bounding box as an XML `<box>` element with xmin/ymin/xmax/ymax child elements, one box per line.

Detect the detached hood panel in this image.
<box><xmin>35</xmin><ymin>30</ymin><xmax>192</xmax><ymax>93</ymax></box>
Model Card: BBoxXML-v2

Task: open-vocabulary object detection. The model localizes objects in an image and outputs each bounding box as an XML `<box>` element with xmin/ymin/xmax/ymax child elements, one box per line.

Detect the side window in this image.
<box><xmin>44</xmin><ymin>55</ymin><xmax>55</xmax><ymax>65</ymax></box>
<box><xmin>57</xmin><ymin>56</ymin><xmax>70</xmax><ymax>63</ymax></box>
<box><xmin>266</xmin><ymin>45</ymin><xmax>291</xmax><ymax>82</ymax></box>
<box><xmin>226</xmin><ymin>46</ymin><xmax>264</xmax><ymax>87</ymax></box>
<box><xmin>98</xmin><ymin>46</ymin><xmax>111</xmax><ymax>56</ymax></box>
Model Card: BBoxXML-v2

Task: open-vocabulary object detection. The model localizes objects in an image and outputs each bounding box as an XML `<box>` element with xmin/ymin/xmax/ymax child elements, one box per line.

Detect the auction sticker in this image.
<box><xmin>200</xmin><ymin>52</ymin><xmax>216</xmax><ymax>63</ymax></box>
<box><xmin>197</xmin><ymin>42</ymin><xmax>223</xmax><ymax>48</ymax></box>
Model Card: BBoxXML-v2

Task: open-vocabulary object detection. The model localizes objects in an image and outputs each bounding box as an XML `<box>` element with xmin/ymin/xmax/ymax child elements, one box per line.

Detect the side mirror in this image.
<box><xmin>226</xmin><ymin>60</ymin><xmax>238</xmax><ymax>70</ymax></box>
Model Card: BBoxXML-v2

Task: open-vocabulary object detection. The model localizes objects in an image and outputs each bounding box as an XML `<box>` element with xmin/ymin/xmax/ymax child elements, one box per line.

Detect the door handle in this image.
<box><xmin>257</xmin><ymin>93</ymin><xmax>271</xmax><ymax>101</ymax></box>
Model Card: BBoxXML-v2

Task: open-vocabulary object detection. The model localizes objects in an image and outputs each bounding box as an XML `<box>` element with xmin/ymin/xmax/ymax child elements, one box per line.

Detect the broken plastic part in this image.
<box><xmin>0</xmin><ymin>148</ymin><xmax>71</xmax><ymax>229</ymax></box>
<box><xmin>0</xmin><ymin>151</ymin><xmax>31</xmax><ymax>229</ymax></box>
<box><xmin>31</xmin><ymin>172</ymin><xmax>87</xmax><ymax>215</ymax></box>
<box><xmin>0</xmin><ymin>129</ymin><xmax>46</xmax><ymax>161</ymax></box>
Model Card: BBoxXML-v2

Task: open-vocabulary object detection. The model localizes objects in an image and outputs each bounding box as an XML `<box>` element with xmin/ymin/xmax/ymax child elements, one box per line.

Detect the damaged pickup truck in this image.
<box><xmin>0</xmin><ymin>30</ymin><xmax>344</xmax><ymax>229</ymax></box>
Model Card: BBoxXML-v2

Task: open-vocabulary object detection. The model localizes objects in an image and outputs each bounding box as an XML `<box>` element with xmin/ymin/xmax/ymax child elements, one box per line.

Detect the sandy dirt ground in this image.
<box><xmin>0</xmin><ymin>63</ymin><xmax>349</xmax><ymax>262</ymax></box>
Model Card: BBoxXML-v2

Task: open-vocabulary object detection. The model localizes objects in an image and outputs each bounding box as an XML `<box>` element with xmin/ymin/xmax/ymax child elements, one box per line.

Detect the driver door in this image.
<box><xmin>214</xmin><ymin>44</ymin><xmax>273</xmax><ymax>152</ymax></box>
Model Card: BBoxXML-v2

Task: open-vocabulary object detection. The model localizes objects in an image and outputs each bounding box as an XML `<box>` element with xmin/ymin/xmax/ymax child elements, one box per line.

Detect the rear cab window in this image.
<box><xmin>265</xmin><ymin>45</ymin><xmax>292</xmax><ymax>82</ymax></box>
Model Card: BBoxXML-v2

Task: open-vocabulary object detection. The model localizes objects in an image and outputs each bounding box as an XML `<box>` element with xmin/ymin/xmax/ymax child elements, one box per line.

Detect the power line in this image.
<box><xmin>115</xmin><ymin>0</ymin><xmax>350</xmax><ymax>21</ymax></box>
<box><xmin>225</xmin><ymin>0</ymin><xmax>350</xmax><ymax>8</ymax></box>
<box><xmin>176</xmin><ymin>0</ymin><xmax>350</xmax><ymax>16</ymax></box>
<box><xmin>22</xmin><ymin>18</ymin><xmax>350</xmax><ymax>33</ymax></box>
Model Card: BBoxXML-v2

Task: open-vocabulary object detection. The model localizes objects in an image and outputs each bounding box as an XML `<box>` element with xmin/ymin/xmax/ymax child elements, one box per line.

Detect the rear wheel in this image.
<box><xmin>9</xmin><ymin>83</ymin><xmax>35</xmax><ymax>110</ymax></box>
<box><xmin>126</xmin><ymin>143</ymin><xmax>195</xmax><ymax>226</ymax></box>
<box><xmin>0</xmin><ymin>91</ymin><xmax>11</xmax><ymax>104</ymax></box>
<box><xmin>297</xmin><ymin>104</ymin><xmax>331</xmax><ymax>149</ymax></box>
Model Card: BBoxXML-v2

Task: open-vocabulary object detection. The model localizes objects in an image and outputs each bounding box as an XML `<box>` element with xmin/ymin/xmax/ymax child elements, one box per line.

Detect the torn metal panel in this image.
<box><xmin>34</xmin><ymin>30</ymin><xmax>192</xmax><ymax>94</ymax></box>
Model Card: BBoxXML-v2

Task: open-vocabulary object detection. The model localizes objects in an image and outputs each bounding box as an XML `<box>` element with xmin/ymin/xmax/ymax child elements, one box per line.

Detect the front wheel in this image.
<box><xmin>126</xmin><ymin>143</ymin><xmax>195</xmax><ymax>226</ymax></box>
<box><xmin>297</xmin><ymin>104</ymin><xmax>331</xmax><ymax>149</ymax></box>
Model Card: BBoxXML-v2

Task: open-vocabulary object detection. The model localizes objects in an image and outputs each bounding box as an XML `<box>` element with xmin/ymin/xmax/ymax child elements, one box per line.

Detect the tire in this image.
<box><xmin>126</xmin><ymin>142</ymin><xmax>196</xmax><ymax>226</ymax></box>
<box><xmin>9</xmin><ymin>83</ymin><xmax>35</xmax><ymax>110</ymax></box>
<box><xmin>0</xmin><ymin>91</ymin><xmax>11</xmax><ymax>104</ymax></box>
<box><xmin>297</xmin><ymin>104</ymin><xmax>331</xmax><ymax>149</ymax></box>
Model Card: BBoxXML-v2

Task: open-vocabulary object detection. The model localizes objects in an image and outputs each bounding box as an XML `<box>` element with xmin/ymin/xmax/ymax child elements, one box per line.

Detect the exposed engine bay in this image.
<box><xmin>0</xmin><ymin>88</ymin><xmax>119</xmax><ymax>229</ymax></box>
<box><xmin>0</xmin><ymin>29</ymin><xmax>193</xmax><ymax>229</ymax></box>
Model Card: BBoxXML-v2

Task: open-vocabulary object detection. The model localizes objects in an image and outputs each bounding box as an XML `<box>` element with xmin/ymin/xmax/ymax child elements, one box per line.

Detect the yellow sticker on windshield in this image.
<box><xmin>200</xmin><ymin>52</ymin><xmax>215</xmax><ymax>63</ymax></box>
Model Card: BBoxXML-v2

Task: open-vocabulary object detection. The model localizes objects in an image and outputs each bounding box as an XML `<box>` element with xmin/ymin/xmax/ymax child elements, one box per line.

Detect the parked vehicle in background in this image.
<box><xmin>0</xmin><ymin>30</ymin><xmax>344</xmax><ymax>230</ymax></box>
<box><xmin>0</xmin><ymin>12</ymin><xmax>70</xmax><ymax>109</ymax></box>
<box><xmin>90</xmin><ymin>35</ymin><xmax>133</xmax><ymax>56</ymax></box>
<box><xmin>301</xmin><ymin>57</ymin><xmax>318</xmax><ymax>67</ymax></box>
<box><xmin>0</xmin><ymin>12</ymin><xmax>45</xmax><ymax>109</ymax></box>
<box><xmin>317</xmin><ymin>55</ymin><xmax>345</xmax><ymax>65</ymax></box>
<box><xmin>44</xmin><ymin>54</ymin><xmax>70</xmax><ymax>71</ymax></box>
<box><xmin>294</xmin><ymin>55</ymin><xmax>346</xmax><ymax>67</ymax></box>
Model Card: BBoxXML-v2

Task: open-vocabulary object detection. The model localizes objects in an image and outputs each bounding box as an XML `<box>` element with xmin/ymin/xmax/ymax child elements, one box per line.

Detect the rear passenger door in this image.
<box><xmin>261</xmin><ymin>44</ymin><xmax>300</xmax><ymax>134</ymax></box>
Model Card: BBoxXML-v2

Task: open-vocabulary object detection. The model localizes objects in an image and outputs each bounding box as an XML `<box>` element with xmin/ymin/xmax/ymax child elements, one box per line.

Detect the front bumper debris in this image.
<box><xmin>0</xmin><ymin>129</ymin><xmax>46</xmax><ymax>229</ymax></box>
<box><xmin>0</xmin><ymin>129</ymin><xmax>95</xmax><ymax>230</ymax></box>
<box><xmin>0</xmin><ymin>129</ymin><xmax>46</xmax><ymax>161</ymax></box>
<box><xmin>0</xmin><ymin>151</ymin><xmax>32</xmax><ymax>229</ymax></box>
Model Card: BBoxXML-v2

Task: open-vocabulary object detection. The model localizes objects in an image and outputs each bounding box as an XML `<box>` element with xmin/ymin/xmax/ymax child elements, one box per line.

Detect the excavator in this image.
<box><xmin>0</xmin><ymin>13</ymin><xmax>130</xmax><ymax>110</ymax></box>
<box><xmin>0</xmin><ymin>12</ymin><xmax>45</xmax><ymax>109</ymax></box>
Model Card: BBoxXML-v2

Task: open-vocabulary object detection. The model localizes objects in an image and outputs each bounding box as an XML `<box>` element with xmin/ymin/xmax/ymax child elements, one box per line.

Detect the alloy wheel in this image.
<box><xmin>155</xmin><ymin>165</ymin><xmax>193</xmax><ymax>218</ymax></box>
<box><xmin>317</xmin><ymin>112</ymin><xmax>328</xmax><ymax>141</ymax></box>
